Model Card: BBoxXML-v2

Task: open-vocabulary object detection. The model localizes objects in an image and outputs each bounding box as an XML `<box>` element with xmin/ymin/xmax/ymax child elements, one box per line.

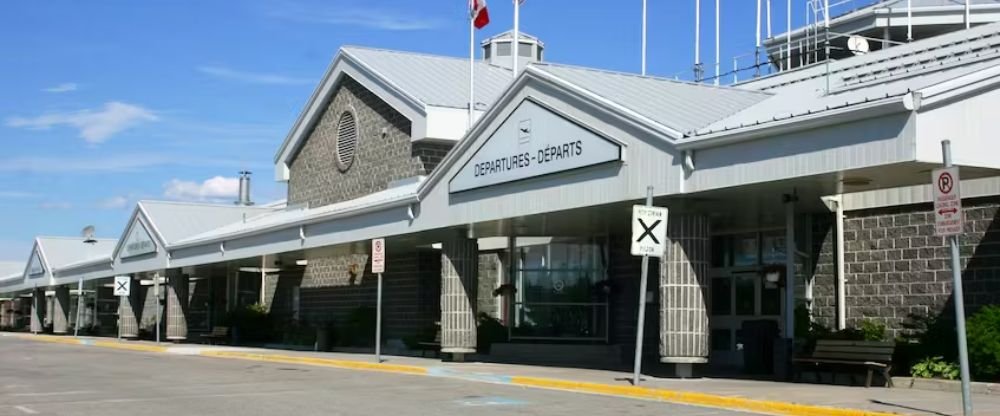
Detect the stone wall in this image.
<box><xmin>287</xmin><ymin>76</ymin><xmax>451</xmax><ymax>209</ymax></box>
<box><xmin>477</xmin><ymin>252</ymin><xmax>503</xmax><ymax>319</ymax></box>
<box><xmin>811</xmin><ymin>197</ymin><xmax>1000</xmax><ymax>338</ymax></box>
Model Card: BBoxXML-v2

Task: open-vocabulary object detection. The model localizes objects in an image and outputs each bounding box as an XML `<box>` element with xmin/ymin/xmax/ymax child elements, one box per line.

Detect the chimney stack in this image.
<box><xmin>237</xmin><ymin>171</ymin><xmax>253</xmax><ymax>206</ymax></box>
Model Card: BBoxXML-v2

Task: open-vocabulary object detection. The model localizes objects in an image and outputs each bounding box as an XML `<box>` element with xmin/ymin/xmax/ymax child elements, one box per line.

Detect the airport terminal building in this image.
<box><xmin>4</xmin><ymin>4</ymin><xmax>1000</xmax><ymax>375</ymax></box>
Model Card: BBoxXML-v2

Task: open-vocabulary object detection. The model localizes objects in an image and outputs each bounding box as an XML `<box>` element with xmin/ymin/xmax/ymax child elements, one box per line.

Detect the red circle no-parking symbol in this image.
<box><xmin>938</xmin><ymin>171</ymin><xmax>954</xmax><ymax>195</ymax></box>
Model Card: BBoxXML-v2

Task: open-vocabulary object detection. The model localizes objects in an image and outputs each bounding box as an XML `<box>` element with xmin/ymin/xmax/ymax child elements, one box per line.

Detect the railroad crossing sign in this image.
<box><xmin>113</xmin><ymin>275</ymin><xmax>131</xmax><ymax>297</ymax></box>
<box><xmin>371</xmin><ymin>238</ymin><xmax>385</xmax><ymax>274</ymax></box>
<box><xmin>933</xmin><ymin>167</ymin><xmax>963</xmax><ymax>236</ymax></box>
<box><xmin>631</xmin><ymin>205</ymin><xmax>668</xmax><ymax>257</ymax></box>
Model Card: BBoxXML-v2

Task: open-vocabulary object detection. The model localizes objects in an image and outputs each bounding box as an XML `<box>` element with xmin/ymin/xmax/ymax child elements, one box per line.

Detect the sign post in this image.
<box><xmin>630</xmin><ymin>186</ymin><xmax>668</xmax><ymax>386</ymax></box>
<box><xmin>74</xmin><ymin>278</ymin><xmax>83</xmax><ymax>337</ymax></box>
<box><xmin>936</xmin><ymin>140</ymin><xmax>972</xmax><ymax>416</ymax></box>
<box><xmin>113</xmin><ymin>275</ymin><xmax>131</xmax><ymax>342</ymax></box>
<box><xmin>372</xmin><ymin>238</ymin><xmax>386</xmax><ymax>363</ymax></box>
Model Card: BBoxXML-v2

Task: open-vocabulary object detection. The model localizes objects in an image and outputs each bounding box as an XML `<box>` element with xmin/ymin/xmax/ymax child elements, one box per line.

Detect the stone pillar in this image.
<box><xmin>659</xmin><ymin>215</ymin><xmax>711</xmax><ymax>370</ymax></box>
<box><xmin>166</xmin><ymin>270</ymin><xmax>189</xmax><ymax>341</ymax></box>
<box><xmin>30</xmin><ymin>288</ymin><xmax>45</xmax><ymax>334</ymax></box>
<box><xmin>119</xmin><ymin>276</ymin><xmax>141</xmax><ymax>338</ymax></box>
<box><xmin>0</xmin><ymin>300</ymin><xmax>8</xmax><ymax>328</ymax></box>
<box><xmin>44</xmin><ymin>294</ymin><xmax>54</xmax><ymax>328</ymax></box>
<box><xmin>440</xmin><ymin>231</ymin><xmax>479</xmax><ymax>356</ymax></box>
<box><xmin>52</xmin><ymin>286</ymin><xmax>70</xmax><ymax>334</ymax></box>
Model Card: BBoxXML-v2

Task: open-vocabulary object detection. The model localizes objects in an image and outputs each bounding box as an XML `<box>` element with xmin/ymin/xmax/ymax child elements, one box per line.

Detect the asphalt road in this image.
<box><xmin>0</xmin><ymin>337</ymin><xmax>756</xmax><ymax>416</ymax></box>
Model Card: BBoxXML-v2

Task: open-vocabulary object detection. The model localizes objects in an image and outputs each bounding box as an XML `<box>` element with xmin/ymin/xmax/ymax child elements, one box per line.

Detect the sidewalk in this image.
<box><xmin>6</xmin><ymin>332</ymin><xmax>997</xmax><ymax>416</ymax></box>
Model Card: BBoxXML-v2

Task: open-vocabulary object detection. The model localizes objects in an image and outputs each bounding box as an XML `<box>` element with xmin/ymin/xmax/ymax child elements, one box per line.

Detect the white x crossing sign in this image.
<box><xmin>113</xmin><ymin>275</ymin><xmax>131</xmax><ymax>297</ymax></box>
<box><xmin>631</xmin><ymin>205</ymin><xmax>668</xmax><ymax>257</ymax></box>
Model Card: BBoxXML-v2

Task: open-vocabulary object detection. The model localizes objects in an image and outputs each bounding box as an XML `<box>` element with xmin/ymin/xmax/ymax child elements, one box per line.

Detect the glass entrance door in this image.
<box><xmin>511</xmin><ymin>237</ymin><xmax>609</xmax><ymax>341</ymax></box>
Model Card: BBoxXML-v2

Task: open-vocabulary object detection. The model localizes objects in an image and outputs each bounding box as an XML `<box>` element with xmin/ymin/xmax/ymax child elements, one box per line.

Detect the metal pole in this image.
<box><xmin>756</xmin><ymin>0</ymin><xmax>762</xmax><ymax>77</ymax></box>
<box><xmin>767</xmin><ymin>0</ymin><xmax>772</xmax><ymax>39</ymax></box>
<box><xmin>74</xmin><ymin>278</ymin><xmax>83</xmax><ymax>337</ymax></box>
<box><xmin>512</xmin><ymin>0</ymin><xmax>519</xmax><ymax>76</ymax></box>
<box><xmin>375</xmin><ymin>272</ymin><xmax>383</xmax><ymax>363</ymax></box>
<box><xmin>785</xmin><ymin>193</ymin><xmax>796</xmax><ymax>340</ymax></box>
<box><xmin>117</xmin><ymin>295</ymin><xmax>122</xmax><ymax>342</ymax></box>
<box><xmin>824</xmin><ymin>0</ymin><xmax>831</xmax><ymax>94</ymax></box>
<box><xmin>714</xmin><ymin>0</ymin><xmax>720</xmax><ymax>85</ymax></box>
<box><xmin>632</xmin><ymin>186</ymin><xmax>653</xmax><ymax>386</ymax></box>
<box><xmin>966</xmin><ymin>0</ymin><xmax>971</xmax><ymax>30</ymax></box>
<box><xmin>942</xmin><ymin>140</ymin><xmax>973</xmax><ymax>416</ymax></box>
<box><xmin>469</xmin><ymin>9</ymin><xmax>475</xmax><ymax>128</ymax></box>
<box><xmin>907</xmin><ymin>0</ymin><xmax>913</xmax><ymax>42</ymax></box>
<box><xmin>695</xmin><ymin>0</ymin><xmax>702</xmax><ymax>81</ymax></box>
<box><xmin>787</xmin><ymin>0</ymin><xmax>792</xmax><ymax>70</ymax></box>
<box><xmin>642</xmin><ymin>0</ymin><xmax>647</xmax><ymax>76</ymax></box>
<box><xmin>154</xmin><ymin>272</ymin><xmax>161</xmax><ymax>343</ymax></box>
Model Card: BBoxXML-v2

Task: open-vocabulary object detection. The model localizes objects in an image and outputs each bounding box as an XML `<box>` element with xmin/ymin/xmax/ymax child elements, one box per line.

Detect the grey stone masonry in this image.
<box><xmin>811</xmin><ymin>197</ymin><xmax>1000</xmax><ymax>338</ymax></box>
<box><xmin>288</xmin><ymin>76</ymin><xmax>452</xmax><ymax>209</ymax></box>
<box><xmin>660</xmin><ymin>215</ymin><xmax>711</xmax><ymax>363</ymax></box>
<box><xmin>166</xmin><ymin>270</ymin><xmax>189</xmax><ymax>340</ymax></box>
<box><xmin>477</xmin><ymin>253</ymin><xmax>502</xmax><ymax>319</ymax></box>
<box><xmin>52</xmin><ymin>286</ymin><xmax>70</xmax><ymax>334</ymax></box>
<box><xmin>119</xmin><ymin>276</ymin><xmax>142</xmax><ymax>338</ymax></box>
<box><xmin>30</xmin><ymin>288</ymin><xmax>44</xmax><ymax>333</ymax></box>
<box><xmin>441</xmin><ymin>232</ymin><xmax>479</xmax><ymax>354</ymax></box>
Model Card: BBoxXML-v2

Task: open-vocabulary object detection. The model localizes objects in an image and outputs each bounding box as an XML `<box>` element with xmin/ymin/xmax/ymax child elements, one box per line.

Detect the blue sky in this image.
<box><xmin>0</xmin><ymin>0</ymin><xmax>878</xmax><ymax>264</ymax></box>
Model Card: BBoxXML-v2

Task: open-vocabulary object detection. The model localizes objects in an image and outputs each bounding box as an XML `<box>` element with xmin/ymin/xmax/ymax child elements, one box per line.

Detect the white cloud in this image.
<box><xmin>43</xmin><ymin>83</ymin><xmax>78</xmax><ymax>93</ymax></box>
<box><xmin>6</xmin><ymin>101</ymin><xmax>158</xmax><ymax>144</ymax></box>
<box><xmin>39</xmin><ymin>201</ymin><xmax>73</xmax><ymax>210</ymax></box>
<box><xmin>264</xmin><ymin>3</ymin><xmax>442</xmax><ymax>31</ymax></box>
<box><xmin>198</xmin><ymin>66</ymin><xmax>312</xmax><ymax>85</ymax></box>
<box><xmin>98</xmin><ymin>196</ymin><xmax>129</xmax><ymax>209</ymax></box>
<box><xmin>164</xmin><ymin>176</ymin><xmax>239</xmax><ymax>201</ymax></box>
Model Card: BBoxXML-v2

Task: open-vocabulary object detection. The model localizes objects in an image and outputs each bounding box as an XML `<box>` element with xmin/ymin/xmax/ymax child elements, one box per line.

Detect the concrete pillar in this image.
<box><xmin>44</xmin><ymin>294</ymin><xmax>54</xmax><ymax>328</ymax></box>
<box><xmin>440</xmin><ymin>231</ymin><xmax>479</xmax><ymax>356</ymax></box>
<box><xmin>659</xmin><ymin>215</ymin><xmax>711</xmax><ymax>371</ymax></box>
<box><xmin>0</xmin><ymin>300</ymin><xmax>8</xmax><ymax>328</ymax></box>
<box><xmin>166</xmin><ymin>270</ymin><xmax>188</xmax><ymax>341</ymax></box>
<box><xmin>30</xmin><ymin>288</ymin><xmax>45</xmax><ymax>333</ymax></box>
<box><xmin>52</xmin><ymin>286</ymin><xmax>70</xmax><ymax>334</ymax></box>
<box><xmin>119</xmin><ymin>276</ymin><xmax>141</xmax><ymax>338</ymax></box>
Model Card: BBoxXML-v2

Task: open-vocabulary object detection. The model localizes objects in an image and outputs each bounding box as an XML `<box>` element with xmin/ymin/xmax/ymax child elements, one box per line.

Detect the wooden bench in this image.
<box><xmin>794</xmin><ymin>340</ymin><xmax>895</xmax><ymax>387</ymax></box>
<box><xmin>416</xmin><ymin>326</ymin><xmax>441</xmax><ymax>358</ymax></box>
<box><xmin>201</xmin><ymin>326</ymin><xmax>229</xmax><ymax>345</ymax></box>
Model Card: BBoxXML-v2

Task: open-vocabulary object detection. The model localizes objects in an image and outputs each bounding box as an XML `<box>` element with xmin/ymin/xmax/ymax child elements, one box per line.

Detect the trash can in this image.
<box><xmin>740</xmin><ymin>320</ymin><xmax>779</xmax><ymax>375</ymax></box>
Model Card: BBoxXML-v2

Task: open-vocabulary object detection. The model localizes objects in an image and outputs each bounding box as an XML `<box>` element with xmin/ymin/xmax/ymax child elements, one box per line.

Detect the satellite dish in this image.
<box><xmin>848</xmin><ymin>35</ymin><xmax>870</xmax><ymax>55</ymax></box>
<box><xmin>81</xmin><ymin>225</ymin><xmax>97</xmax><ymax>244</ymax></box>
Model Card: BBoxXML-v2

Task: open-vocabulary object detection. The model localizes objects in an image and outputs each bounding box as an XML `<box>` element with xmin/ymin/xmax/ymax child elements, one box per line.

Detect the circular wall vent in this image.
<box><xmin>335</xmin><ymin>111</ymin><xmax>358</xmax><ymax>171</ymax></box>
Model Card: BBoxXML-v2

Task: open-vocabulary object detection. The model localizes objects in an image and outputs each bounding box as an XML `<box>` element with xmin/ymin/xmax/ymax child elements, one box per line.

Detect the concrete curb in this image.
<box><xmin>10</xmin><ymin>334</ymin><xmax>900</xmax><ymax>416</ymax></box>
<box><xmin>892</xmin><ymin>376</ymin><xmax>1000</xmax><ymax>396</ymax></box>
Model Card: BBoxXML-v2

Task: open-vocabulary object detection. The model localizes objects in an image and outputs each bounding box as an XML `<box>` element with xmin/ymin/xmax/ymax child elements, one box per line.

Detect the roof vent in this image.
<box><xmin>335</xmin><ymin>111</ymin><xmax>358</xmax><ymax>172</ymax></box>
<box><xmin>236</xmin><ymin>171</ymin><xmax>254</xmax><ymax>206</ymax></box>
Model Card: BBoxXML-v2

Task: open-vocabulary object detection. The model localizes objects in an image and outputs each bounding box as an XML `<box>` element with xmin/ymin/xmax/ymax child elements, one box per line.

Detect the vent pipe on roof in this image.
<box><xmin>237</xmin><ymin>171</ymin><xmax>254</xmax><ymax>206</ymax></box>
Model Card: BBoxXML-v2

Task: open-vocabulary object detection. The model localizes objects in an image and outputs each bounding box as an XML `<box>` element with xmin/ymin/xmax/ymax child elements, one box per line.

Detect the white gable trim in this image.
<box><xmin>273</xmin><ymin>51</ymin><xmax>429</xmax><ymax>181</ymax></box>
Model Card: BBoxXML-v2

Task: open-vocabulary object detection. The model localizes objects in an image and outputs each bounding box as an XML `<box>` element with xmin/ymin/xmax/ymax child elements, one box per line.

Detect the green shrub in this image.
<box><xmin>476</xmin><ymin>313</ymin><xmax>507</xmax><ymax>353</ymax></box>
<box><xmin>860</xmin><ymin>319</ymin><xmax>887</xmax><ymax>341</ymax></box>
<box><xmin>966</xmin><ymin>305</ymin><xmax>1000</xmax><ymax>381</ymax></box>
<box><xmin>224</xmin><ymin>303</ymin><xmax>275</xmax><ymax>343</ymax></box>
<box><xmin>911</xmin><ymin>356</ymin><xmax>959</xmax><ymax>380</ymax></box>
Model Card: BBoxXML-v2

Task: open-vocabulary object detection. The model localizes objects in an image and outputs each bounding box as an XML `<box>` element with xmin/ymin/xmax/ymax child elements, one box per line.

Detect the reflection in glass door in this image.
<box><xmin>511</xmin><ymin>237</ymin><xmax>609</xmax><ymax>341</ymax></box>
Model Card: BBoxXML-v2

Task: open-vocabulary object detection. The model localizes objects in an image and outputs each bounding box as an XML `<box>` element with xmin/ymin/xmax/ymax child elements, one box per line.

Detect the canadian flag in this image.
<box><xmin>470</xmin><ymin>0</ymin><xmax>489</xmax><ymax>29</ymax></box>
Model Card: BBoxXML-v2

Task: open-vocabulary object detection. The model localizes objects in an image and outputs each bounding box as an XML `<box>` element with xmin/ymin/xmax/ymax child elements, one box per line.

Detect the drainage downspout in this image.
<box><xmin>834</xmin><ymin>196</ymin><xmax>847</xmax><ymax>330</ymax></box>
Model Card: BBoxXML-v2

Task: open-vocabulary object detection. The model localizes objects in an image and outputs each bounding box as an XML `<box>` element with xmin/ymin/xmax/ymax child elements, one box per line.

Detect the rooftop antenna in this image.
<box><xmin>81</xmin><ymin>225</ymin><xmax>97</xmax><ymax>244</ymax></box>
<box><xmin>755</xmin><ymin>0</ymin><xmax>762</xmax><ymax>77</ymax></box>
<box><xmin>786</xmin><ymin>0</ymin><xmax>792</xmax><ymax>70</ymax></box>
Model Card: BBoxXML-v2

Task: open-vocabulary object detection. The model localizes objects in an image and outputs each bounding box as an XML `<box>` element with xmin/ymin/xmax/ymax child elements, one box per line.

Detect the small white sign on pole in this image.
<box><xmin>933</xmin><ymin>167</ymin><xmax>963</xmax><ymax>236</ymax></box>
<box><xmin>372</xmin><ymin>238</ymin><xmax>385</xmax><ymax>274</ymax></box>
<box><xmin>113</xmin><ymin>275</ymin><xmax>131</xmax><ymax>297</ymax></box>
<box><xmin>631</xmin><ymin>206</ymin><xmax>668</xmax><ymax>257</ymax></box>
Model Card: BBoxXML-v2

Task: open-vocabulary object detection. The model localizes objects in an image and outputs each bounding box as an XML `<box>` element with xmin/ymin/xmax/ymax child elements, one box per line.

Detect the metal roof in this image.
<box><xmin>137</xmin><ymin>200</ymin><xmax>278</xmax><ymax>245</ymax></box>
<box><xmin>0</xmin><ymin>262</ymin><xmax>23</xmax><ymax>282</ymax></box>
<box><xmin>695</xmin><ymin>21</ymin><xmax>1000</xmax><ymax>136</ymax></box>
<box><xmin>341</xmin><ymin>46</ymin><xmax>513</xmax><ymax>110</ymax></box>
<box><xmin>481</xmin><ymin>30</ymin><xmax>544</xmax><ymax>46</ymax></box>
<box><xmin>529</xmin><ymin>63</ymin><xmax>773</xmax><ymax>135</ymax></box>
<box><xmin>35</xmin><ymin>237</ymin><xmax>117</xmax><ymax>272</ymax></box>
<box><xmin>171</xmin><ymin>177</ymin><xmax>424</xmax><ymax>248</ymax></box>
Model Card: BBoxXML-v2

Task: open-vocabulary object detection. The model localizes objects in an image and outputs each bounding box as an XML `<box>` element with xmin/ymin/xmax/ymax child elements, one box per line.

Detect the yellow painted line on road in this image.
<box><xmin>15</xmin><ymin>334</ymin><xmax>82</xmax><ymax>346</ymax></box>
<box><xmin>200</xmin><ymin>351</ymin><xmax>429</xmax><ymax>376</ymax></box>
<box><xmin>91</xmin><ymin>340</ymin><xmax>168</xmax><ymax>353</ymax></box>
<box><xmin>510</xmin><ymin>376</ymin><xmax>899</xmax><ymax>416</ymax></box>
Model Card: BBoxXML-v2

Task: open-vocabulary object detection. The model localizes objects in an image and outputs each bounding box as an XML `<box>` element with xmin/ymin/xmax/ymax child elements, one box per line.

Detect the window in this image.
<box><xmin>335</xmin><ymin>111</ymin><xmax>358</xmax><ymax>171</ymax></box>
<box><xmin>497</xmin><ymin>42</ymin><xmax>511</xmax><ymax>56</ymax></box>
<box><xmin>711</xmin><ymin>277</ymin><xmax>731</xmax><ymax>316</ymax></box>
<box><xmin>518</xmin><ymin>42</ymin><xmax>532</xmax><ymax>57</ymax></box>
<box><xmin>711</xmin><ymin>329</ymin><xmax>732</xmax><ymax>351</ymax></box>
<box><xmin>735</xmin><ymin>274</ymin><xmax>756</xmax><ymax>315</ymax></box>
<box><xmin>484</xmin><ymin>44</ymin><xmax>492</xmax><ymax>60</ymax></box>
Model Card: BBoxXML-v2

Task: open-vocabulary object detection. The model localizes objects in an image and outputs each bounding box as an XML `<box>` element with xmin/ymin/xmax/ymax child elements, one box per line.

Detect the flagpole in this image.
<box><xmin>469</xmin><ymin>5</ymin><xmax>475</xmax><ymax>129</ymax></box>
<box><xmin>513</xmin><ymin>0</ymin><xmax>520</xmax><ymax>76</ymax></box>
<box><xmin>641</xmin><ymin>0</ymin><xmax>647</xmax><ymax>76</ymax></box>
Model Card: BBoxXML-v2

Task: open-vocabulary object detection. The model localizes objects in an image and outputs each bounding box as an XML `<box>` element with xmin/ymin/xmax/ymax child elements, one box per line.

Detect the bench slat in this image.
<box><xmin>793</xmin><ymin>358</ymin><xmax>889</xmax><ymax>367</ymax></box>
